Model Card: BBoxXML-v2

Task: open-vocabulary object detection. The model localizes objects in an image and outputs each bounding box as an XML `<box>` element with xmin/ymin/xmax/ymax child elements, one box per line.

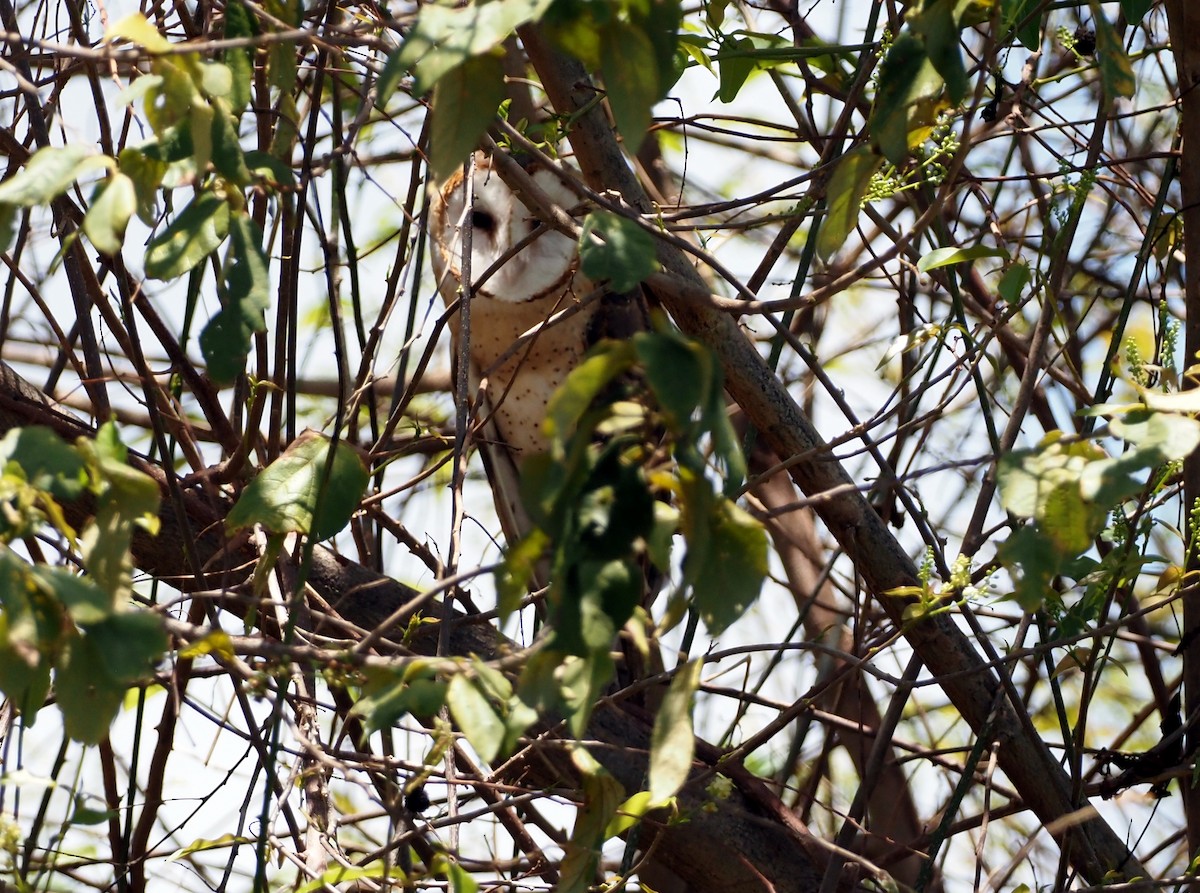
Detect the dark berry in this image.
<box><xmin>405</xmin><ymin>784</ymin><xmax>431</xmax><ymax>814</ymax></box>
<box><xmin>1074</xmin><ymin>26</ymin><xmax>1096</xmax><ymax>57</ymax></box>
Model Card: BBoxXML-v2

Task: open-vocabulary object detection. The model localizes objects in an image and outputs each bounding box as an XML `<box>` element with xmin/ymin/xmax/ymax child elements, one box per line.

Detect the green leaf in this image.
<box><xmin>0</xmin><ymin>547</ymin><xmax>41</xmax><ymax>660</ymax></box>
<box><xmin>168</xmin><ymin>833</ymin><xmax>252</xmax><ymax>862</ymax></box>
<box><xmin>210</xmin><ymin>98</ymin><xmax>251</xmax><ymax>184</ymax></box>
<box><xmin>0</xmin><ymin>204</ymin><xmax>15</xmax><ymax>254</ymax></box>
<box><xmin>997</xmin><ymin>261</ymin><xmax>1030</xmax><ymax>303</ymax></box>
<box><xmin>243</xmin><ymin>150</ymin><xmax>296</xmax><ymax>190</ymax></box>
<box><xmin>352</xmin><ymin>669</ymin><xmax>448</xmax><ymax>734</ymax></box>
<box><xmin>31</xmin><ymin>568</ymin><xmax>109</xmax><ymax>626</ymax></box>
<box><xmin>144</xmin><ymin>191</ymin><xmax>231</xmax><ymax>280</ymax></box>
<box><xmin>1092</xmin><ymin>5</ymin><xmax>1136</xmax><ymax>101</ymax></box>
<box><xmin>118</xmin><ymin>148</ymin><xmax>168</xmax><ymax>225</ymax></box>
<box><xmin>0</xmin><ymin>146</ymin><xmax>111</xmax><ymax>208</ymax></box>
<box><xmin>295</xmin><ymin>863</ymin><xmax>390</xmax><ymax>893</ymax></box>
<box><xmin>78</xmin><ymin>424</ymin><xmax>162</xmax><ymax>601</ymax></box>
<box><xmin>997</xmin><ymin>523</ymin><xmax>1060</xmax><ymax>611</ymax></box>
<box><xmin>70</xmin><ymin>794</ymin><xmax>115</xmax><ymax>826</ymax></box>
<box><xmin>199</xmin><ymin>214</ymin><xmax>271</xmax><ymax>384</ymax></box>
<box><xmin>199</xmin><ymin>61</ymin><xmax>233</xmax><ymax>99</ymax></box>
<box><xmin>222</xmin><ymin>0</ymin><xmax>255</xmax><ymax>115</ymax></box>
<box><xmin>375</xmin><ymin>48</ymin><xmax>407</xmax><ymax>110</ymax></box>
<box><xmin>578</xmin><ymin>211</ymin><xmax>657</xmax><ymax>293</ymax></box>
<box><xmin>648</xmin><ymin>658</ymin><xmax>701</xmax><ymax>804</ymax></box>
<box><xmin>684</xmin><ymin>489</ymin><xmax>767</xmax><ymax>636</ymax></box>
<box><xmin>716</xmin><ymin>35</ymin><xmax>756</xmax><ymax>103</ymax></box>
<box><xmin>446</xmin><ymin>859</ymin><xmax>480</xmax><ymax>893</ymax></box>
<box><xmin>398</xmin><ymin>0</ymin><xmax>558</xmax><ymax>94</ymax></box>
<box><xmin>82</xmin><ymin>612</ymin><xmax>167</xmax><ymax>683</ymax></box>
<box><xmin>429</xmin><ymin>52</ymin><xmax>507</xmax><ymax>183</ymax></box>
<box><xmin>225</xmin><ymin>432</ymin><xmax>369</xmax><ymax>540</ymax></box>
<box><xmin>910</xmin><ymin>0</ymin><xmax>968</xmax><ymax>104</ymax></box>
<box><xmin>83</xmin><ymin>173</ymin><xmax>137</xmax><ymax>256</ymax></box>
<box><xmin>818</xmin><ymin>145</ymin><xmax>883</xmax><ymax>261</ymax></box>
<box><xmin>0</xmin><ymin>426</ymin><xmax>87</xmax><ymax>501</ymax></box>
<box><xmin>604</xmin><ymin>790</ymin><xmax>656</xmax><ymax>839</ymax></box>
<box><xmin>917</xmin><ymin>245</ymin><xmax>1007</xmax><ymax>273</ymax></box>
<box><xmin>635</xmin><ymin>331</ymin><xmax>710</xmax><ymax>434</ymax></box>
<box><xmin>561</xmin><ymin>651</ymin><xmax>613</xmax><ymax>737</ymax></box>
<box><xmin>997</xmin><ymin>437</ymin><xmax>1110</xmax><ymax>554</ymax></box>
<box><xmin>1119</xmin><ymin>0</ymin><xmax>1152</xmax><ymax>26</ymax></box>
<box><xmin>600</xmin><ymin>21</ymin><xmax>659</xmax><ymax>145</ymax></box>
<box><xmin>559</xmin><ymin>748</ymin><xmax>623</xmax><ymax>893</ymax></box>
<box><xmin>447</xmin><ymin>673</ymin><xmax>504</xmax><ymax>764</ymax></box>
<box><xmin>56</xmin><ymin>633</ymin><xmax>124</xmax><ymax>744</ymax></box>
<box><xmin>496</xmin><ymin>529</ymin><xmax>549</xmax><ymax>620</ymax></box>
<box><xmin>542</xmin><ymin>341</ymin><xmax>637</xmax><ymax>445</ymax></box>
<box><xmin>0</xmin><ymin>620</ymin><xmax>51</xmax><ymax>725</ymax></box>
<box><xmin>1001</xmin><ymin>0</ymin><xmax>1041</xmax><ymax>51</ymax></box>
<box><xmin>870</xmin><ymin>32</ymin><xmax>946</xmax><ymax>165</ymax></box>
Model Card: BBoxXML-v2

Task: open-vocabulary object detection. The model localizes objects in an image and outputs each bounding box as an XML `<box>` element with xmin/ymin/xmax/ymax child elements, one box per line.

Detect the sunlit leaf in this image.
<box><xmin>397</xmin><ymin>0</ymin><xmax>557</xmax><ymax>94</ymax></box>
<box><xmin>542</xmin><ymin>341</ymin><xmax>637</xmax><ymax>445</ymax></box>
<box><xmin>0</xmin><ymin>146</ymin><xmax>111</xmax><ymax>208</ymax></box>
<box><xmin>168</xmin><ymin>833</ymin><xmax>252</xmax><ymax>862</ymax></box>
<box><xmin>496</xmin><ymin>528</ymin><xmax>549</xmax><ymax>619</ymax></box>
<box><xmin>0</xmin><ymin>426</ymin><xmax>87</xmax><ymax>500</ymax></box>
<box><xmin>917</xmin><ymin>245</ymin><xmax>1008</xmax><ymax>273</ymax></box>
<box><xmin>352</xmin><ymin>669</ymin><xmax>448</xmax><ymax>735</ymax></box>
<box><xmin>144</xmin><ymin>191</ymin><xmax>231</xmax><ymax>280</ymax></box>
<box><xmin>910</xmin><ymin>0</ymin><xmax>968</xmax><ymax>103</ymax></box>
<box><xmin>104</xmin><ymin>12</ymin><xmax>172</xmax><ymax>53</ymax></box>
<box><xmin>83</xmin><ymin>173</ymin><xmax>137</xmax><ymax>256</ymax></box>
<box><xmin>871</xmin><ymin>32</ymin><xmax>942</xmax><ymax>165</ymax></box>
<box><xmin>225</xmin><ymin>431</ymin><xmax>368</xmax><ymax>540</ymax></box>
<box><xmin>648</xmin><ymin>658</ymin><xmax>701</xmax><ymax>803</ymax></box>
<box><xmin>447</xmin><ymin>673</ymin><xmax>504</xmax><ymax>764</ymax></box>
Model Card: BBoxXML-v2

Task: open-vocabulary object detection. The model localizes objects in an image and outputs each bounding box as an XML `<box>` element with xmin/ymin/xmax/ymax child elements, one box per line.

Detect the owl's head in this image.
<box><xmin>430</xmin><ymin>154</ymin><xmax>581</xmax><ymax>304</ymax></box>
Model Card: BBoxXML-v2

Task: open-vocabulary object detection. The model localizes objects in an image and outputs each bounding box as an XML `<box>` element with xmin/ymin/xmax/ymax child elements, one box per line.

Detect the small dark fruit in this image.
<box><xmin>1074</xmin><ymin>26</ymin><xmax>1096</xmax><ymax>57</ymax></box>
<box><xmin>405</xmin><ymin>784</ymin><xmax>431</xmax><ymax>814</ymax></box>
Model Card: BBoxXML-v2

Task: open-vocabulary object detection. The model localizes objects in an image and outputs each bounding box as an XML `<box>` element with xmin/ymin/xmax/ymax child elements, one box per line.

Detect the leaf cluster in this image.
<box><xmin>0</xmin><ymin>425</ymin><xmax>166</xmax><ymax>744</ymax></box>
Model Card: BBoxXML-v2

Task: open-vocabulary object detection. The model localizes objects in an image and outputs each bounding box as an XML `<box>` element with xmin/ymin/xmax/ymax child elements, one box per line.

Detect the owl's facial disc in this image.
<box><xmin>436</xmin><ymin>164</ymin><xmax>579</xmax><ymax>305</ymax></box>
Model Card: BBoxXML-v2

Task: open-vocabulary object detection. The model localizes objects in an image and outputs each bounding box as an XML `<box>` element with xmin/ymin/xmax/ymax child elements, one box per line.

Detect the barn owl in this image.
<box><xmin>430</xmin><ymin>153</ymin><xmax>613</xmax><ymax>460</ymax></box>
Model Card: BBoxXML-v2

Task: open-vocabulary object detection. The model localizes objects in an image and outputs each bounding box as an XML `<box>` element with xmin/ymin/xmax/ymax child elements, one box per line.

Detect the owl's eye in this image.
<box><xmin>471</xmin><ymin>209</ymin><xmax>497</xmax><ymax>234</ymax></box>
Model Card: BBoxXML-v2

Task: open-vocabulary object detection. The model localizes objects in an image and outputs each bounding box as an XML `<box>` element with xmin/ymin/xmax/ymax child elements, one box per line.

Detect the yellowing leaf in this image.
<box><xmin>648</xmin><ymin>658</ymin><xmax>702</xmax><ymax>804</ymax></box>
<box><xmin>105</xmin><ymin>12</ymin><xmax>172</xmax><ymax>53</ymax></box>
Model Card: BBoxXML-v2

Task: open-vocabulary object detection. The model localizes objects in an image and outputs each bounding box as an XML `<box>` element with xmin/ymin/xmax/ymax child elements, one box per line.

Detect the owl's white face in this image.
<box><xmin>431</xmin><ymin>156</ymin><xmax>580</xmax><ymax>303</ymax></box>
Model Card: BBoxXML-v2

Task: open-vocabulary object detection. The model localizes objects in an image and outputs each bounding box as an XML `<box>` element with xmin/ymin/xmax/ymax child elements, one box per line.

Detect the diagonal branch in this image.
<box><xmin>517</xmin><ymin>26</ymin><xmax>1149</xmax><ymax>886</ymax></box>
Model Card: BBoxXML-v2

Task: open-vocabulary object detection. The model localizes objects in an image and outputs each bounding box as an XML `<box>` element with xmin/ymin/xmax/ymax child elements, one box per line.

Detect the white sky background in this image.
<box><xmin>0</xmin><ymin>0</ymin><xmax>1187</xmax><ymax>890</ymax></box>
